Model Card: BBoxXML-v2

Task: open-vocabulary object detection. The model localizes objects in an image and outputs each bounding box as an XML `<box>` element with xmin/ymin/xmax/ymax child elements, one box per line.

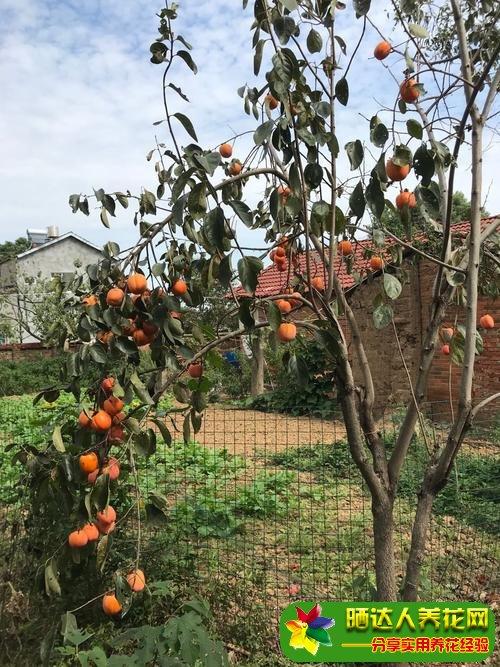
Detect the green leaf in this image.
<box><xmin>52</xmin><ymin>426</ymin><xmax>65</xmax><ymax>452</ymax></box>
<box><xmin>203</xmin><ymin>206</ymin><xmax>225</xmax><ymax>250</ymax></box>
<box><xmin>45</xmin><ymin>559</ymin><xmax>61</xmax><ymax>597</ymax></box>
<box><xmin>130</xmin><ymin>371</ymin><xmax>154</xmax><ymax>405</ymax></box>
<box><xmin>151</xmin><ymin>418</ymin><xmax>172</xmax><ymax>446</ymax></box>
<box><xmin>177</xmin><ymin>50</ymin><xmax>198</xmax><ymax>73</ymax></box>
<box><xmin>407</xmin><ymin>119</ymin><xmax>423</xmax><ymax>140</ymax></box>
<box><xmin>393</xmin><ymin>144</ymin><xmax>412</xmax><ymax>166</ymax></box>
<box><xmin>373</xmin><ymin>303</ymin><xmax>393</xmax><ymax>329</ymax></box>
<box><xmin>266</xmin><ymin>301</ymin><xmax>282</xmax><ymax>332</ymax></box>
<box><xmin>280</xmin><ymin>0</ymin><xmax>298</xmax><ymax>9</ymax></box>
<box><xmin>103</xmin><ymin>241</ymin><xmax>120</xmax><ymax>258</ymax></box>
<box><xmin>349</xmin><ymin>181</ymin><xmax>365</xmax><ymax>219</ymax></box>
<box><xmin>219</xmin><ymin>253</ymin><xmax>233</xmax><ymax>288</ymax></box>
<box><xmin>173</xmin><ymin>112</ymin><xmax>198</xmax><ymax>141</ymax></box>
<box><xmin>254</xmin><ymin>39</ymin><xmax>265</xmax><ymax>76</ymax></box>
<box><xmin>187</xmin><ymin>182</ymin><xmax>207</xmax><ymax>219</ymax></box>
<box><xmin>102</xmin><ymin>194</ymin><xmax>116</xmax><ymax>217</ymax></box>
<box><xmin>409</xmin><ymin>23</ymin><xmax>429</xmax><ymax>38</ymax></box>
<box><xmin>288</xmin><ymin>354</ymin><xmax>309</xmax><ymax>387</ymax></box>
<box><xmin>307</xmin><ymin>28</ymin><xmax>323</xmax><ymax>53</ymax></box>
<box><xmin>253</xmin><ymin>120</ymin><xmax>274</xmax><ymax>145</ymax></box>
<box><xmin>273</xmin><ymin>16</ymin><xmax>296</xmax><ymax>46</ymax></box>
<box><xmin>237</xmin><ymin>256</ymin><xmax>263</xmax><ymax>295</ymax></box>
<box><xmin>365</xmin><ymin>178</ymin><xmax>385</xmax><ymax>219</ymax></box>
<box><xmin>229</xmin><ymin>200</ymin><xmax>253</xmax><ymax>227</ymax></box>
<box><xmin>345</xmin><ymin>140</ymin><xmax>364</xmax><ymax>170</ymax></box>
<box><xmin>152</xmin><ymin>262</ymin><xmax>165</xmax><ymax>277</ymax></box>
<box><xmin>335</xmin><ymin>78</ymin><xmax>349</xmax><ymax>106</ymax></box>
<box><xmin>183</xmin><ymin>414</ymin><xmax>191</xmax><ymax>444</ymax></box>
<box><xmin>91</xmin><ymin>473</ymin><xmax>110</xmax><ymax>512</ymax></box>
<box><xmin>100</xmin><ymin>208</ymin><xmax>110</xmax><ymax>229</ymax></box>
<box><xmin>134</xmin><ymin>430</ymin><xmax>156</xmax><ymax>457</ymax></box>
<box><xmin>413</xmin><ymin>143</ymin><xmax>435</xmax><ymax>186</ymax></box>
<box><xmin>353</xmin><ymin>0</ymin><xmax>371</xmax><ymax>17</ymax></box>
<box><xmin>369</xmin><ymin>116</ymin><xmax>388</xmax><ymax>147</ymax></box>
<box><xmin>69</xmin><ymin>194</ymin><xmax>80</xmax><ymax>213</ymax></box>
<box><xmin>383</xmin><ymin>273</ymin><xmax>402</xmax><ymax>300</ymax></box>
<box><xmin>304</xmin><ymin>163</ymin><xmax>323</xmax><ymax>189</ymax></box>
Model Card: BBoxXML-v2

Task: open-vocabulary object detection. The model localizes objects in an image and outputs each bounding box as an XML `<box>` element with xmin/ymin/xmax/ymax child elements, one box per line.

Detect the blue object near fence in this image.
<box><xmin>223</xmin><ymin>350</ymin><xmax>240</xmax><ymax>369</ymax></box>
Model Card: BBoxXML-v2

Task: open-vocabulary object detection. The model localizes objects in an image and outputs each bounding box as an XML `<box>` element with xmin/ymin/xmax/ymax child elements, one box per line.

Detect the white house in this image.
<box><xmin>0</xmin><ymin>227</ymin><xmax>103</xmax><ymax>343</ymax></box>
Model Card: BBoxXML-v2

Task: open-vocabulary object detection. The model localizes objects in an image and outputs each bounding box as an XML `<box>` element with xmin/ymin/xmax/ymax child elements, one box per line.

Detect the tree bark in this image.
<box><xmin>372</xmin><ymin>500</ymin><xmax>397</xmax><ymax>601</ymax></box>
<box><xmin>402</xmin><ymin>488</ymin><xmax>434</xmax><ymax>600</ymax></box>
<box><xmin>250</xmin><ymin>330</ymin><xmax>264</xmax><ymax>397</ymax></box>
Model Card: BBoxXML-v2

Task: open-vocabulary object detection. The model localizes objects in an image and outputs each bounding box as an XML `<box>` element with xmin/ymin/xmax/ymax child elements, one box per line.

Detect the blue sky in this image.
<box><xmin>0</xmin><ymin>1</ymin><xmax>498</xmax><ymax>252</ymax></box>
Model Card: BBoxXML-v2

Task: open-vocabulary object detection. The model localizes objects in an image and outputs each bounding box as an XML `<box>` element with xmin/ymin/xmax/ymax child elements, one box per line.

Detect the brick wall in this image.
<box><xmin>345</xmin><ymin>258</ymin><xmax>499</xmax><ymax>421</ymax></box>
<box><xmin>0</xmin><ymin>342</ymin><xmax>63</xmax><ymax>362</ymax></box>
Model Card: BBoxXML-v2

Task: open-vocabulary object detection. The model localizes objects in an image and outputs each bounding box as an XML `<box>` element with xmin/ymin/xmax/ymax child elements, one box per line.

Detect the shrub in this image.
<box><xmin>249</xmin><ymin>340</ymin><xmax>337</xmax><ymax>417</ymax></box>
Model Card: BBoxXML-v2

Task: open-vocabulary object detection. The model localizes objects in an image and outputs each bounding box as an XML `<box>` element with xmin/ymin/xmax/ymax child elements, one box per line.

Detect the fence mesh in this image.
<box><xmin>0</xmin><ymin>395</ymin><xmax>498</xmax><ymax>649</ymax></box>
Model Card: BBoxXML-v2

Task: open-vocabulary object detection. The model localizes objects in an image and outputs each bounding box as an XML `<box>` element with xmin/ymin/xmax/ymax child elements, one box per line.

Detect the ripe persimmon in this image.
<box><xmin>127</xmin><ymin>569</ymin><xmax>146</xmax><ymax>592</ymax></box>
<box><xmin>276</xmin><ymin>299</ymin><xmax>292</xmax><ymax>314</ymax></box>
<box><xmin>339</xmin><ymin>240</ymin><xmax>353</xmax><ymax>256</ymax></box>
<box><xmin>219</xmin><ymin>143</ymin><xmax>233</xmax><ymax>158</ymax></box>
<box><xmin>96</xmin><ymin>330</ymin><xmax>114</xmax><ymax>345</ymax></box>
<box><xmin>396</xmin><ymin>189</ymin><xmax>417</xmax><ymax>209</ymax></box>
<box><xmin>229</xmin><ymin>160</ymin><xmax>243</xmax><ymax>176</ymax></box>
<box><xmin>441</xmin><ymin>327</ymin><xmax>454</xmax><ymax>342</ymax></box>
<box><xmin>101</xmin><ymin>377</ymin><xmax>115</xmax><ymax>394</ymax></box>
<box><xmin>102</xmin><ymin>457</ymin><xmax>121</xmax><ymax>480</ymax></box>
<box><xmin>480</xmin><ymin>314</ymin><xmax>495</xmax><ymax>329</ymax></box>
<box><xmin>277</xmin><ymin>322</ymin><xmax>297</xmax><ymax>342</ymax></box>
<box><xmin>133</xmin><ymin>328</ymin><xmax>154</xmax><ymax>347</ymax></box>
<box><xmin>142</xmin><ymin>321</ymin><xmax>159</xmax><ymax>337</ymax></box>
<box><xmin>265</xmin><ymin>93</ymin><xmax>279</xmax><ymax>110</ymax></box>
<box><xmin>386</xmin><ymin>159</ymin><xmax>411</xmax><ymax>181</ymax></box>
<box><xmin>275</xmin><ymin>246</ymin><xmax>286</xmax><ymax>259</ymax></box>
<box><xmin>102</xmin><ymin>593</ymin><xmax>122</xmax><ymax>616</ymax></box>
<box><xmin>172</xmin><ymin>279</ymin><xmax>187</xmax><ymax>296</ymax></box>
<box><xmin>106</xmin><ymin>288</ymin><xmax>125</xmax><ymax>307</ymax></box>
<box><xmin>88</xmin><ymin>469</ymin><xmax>99</xmax><ymax>484</ymax></box>
<box><xmin>79</xmin><ymin>452</ymin><xmax>99</xmax><ymax>474</ymax></box>
<box><xmin>374</xmin><ymin>41</ymin><xmax>391</xmax><ymax>60</ymax></box>
<box><xmin>108</xmin><ymin>426</ymin><xmax>125</xmax><ymax>446</ymax></box>
<box><xmin>83</xmin><ymin>523</ymin><xmax>100</xmax><ymax>542</ymax></box>
<box><xmin>78</xmin><ymin>410</ymin><xmax>93</xmax><ymax>429</ymax></box>
<box><xmin>97</xmin><ymin>519</ymin><xmax>116</xmax><ymax>535</ymax></box>
<box><xmin>188</xmin><ymin>362</ymin><xmax>203</xmax><ymax>378</ymax></box>
<box><xmin>287</xmin><ymin>291</ymin><xmax>302</xmax><ymax>308</ymax></box>
<box><xmin>91</xmin><ymin>410</ymin><xmax>112</xmax><ymax>432</ymax></box>
<box><xmin>123</xmin><ymin>319</ymin><xmax>137</xmax><ymax>336</ymax></box>
<box><xmin>83</xmin><ymin>295</ymin><xmax>98</xmax><ymax>307</ymax></box>
<box><xmin>277</xmin><ymin>185</ymin><xmax>291</xmax><ymax>200</ymax></box>
<box><xmin>400</xmin><ymin>78</ymin><xmax>420</xmax><ymax>103</ymax></box>
<box><xmin>127</xmin><ymin>273</ymin><xmax>148</xmax><ymax>295</ymax></box>
<box><xmin>442</xmin><ymin>344</ymin><xmax>450</xmax><ymax>355</ymax></box>
<box><xmin>97</xmin><ymin>505</ymin><xmax>116</xmax><ymax>525</ymax></box>
<box><xmin>276</xmin><ymin>260</ymin><xmax>288</xmax><ymax>272</ymax></box>
<box><xmin>113</xmin><ymin>412</ymin><xmax>126</xmax><ymax>424</ymax></box>
<box><xmin>68</xmin><ymin>529</ymin><xmax>88</xmax><ymax>548</ymax></box>
<box><xmin>311</xmin><ymin>276</ymin><xmax>325</xmax><ymax>291</ymax></box>
<box><xmin>370</xmin><ymin>256</ymin><xmax>385</xmax><ymax>271</ymax></box>
<box><xmin>103</xmin><ymin>396</ymin><xmax>124</xmax><ymax>416</ymax></box>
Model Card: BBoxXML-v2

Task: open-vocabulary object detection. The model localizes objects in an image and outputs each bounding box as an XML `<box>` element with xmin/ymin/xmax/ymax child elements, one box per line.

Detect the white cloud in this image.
<box><xmin>0</xmin><ymin>1</ymin><xmax>497</xmax><ymax>257</ymax></box>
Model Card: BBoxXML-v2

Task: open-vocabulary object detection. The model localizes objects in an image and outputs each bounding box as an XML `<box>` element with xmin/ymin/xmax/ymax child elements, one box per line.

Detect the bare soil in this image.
<box><xmin>168</xmin><ymin>404</ymin><xmax>347</xmax><ymax>455</ymax></box>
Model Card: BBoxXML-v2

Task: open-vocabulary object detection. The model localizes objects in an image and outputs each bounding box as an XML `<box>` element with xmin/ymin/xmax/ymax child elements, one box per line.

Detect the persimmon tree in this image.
<box><xmin>21</xmin><ymin>0</ymin><xmax>499</xmax><ymax>624</ymax></box>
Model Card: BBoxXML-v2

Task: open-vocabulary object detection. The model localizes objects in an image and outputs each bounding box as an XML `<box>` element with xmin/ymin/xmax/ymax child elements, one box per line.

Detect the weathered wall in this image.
<box><xmin>17</xmin><ymin>237</ymin><xmax>102</xmax><ymax>280</ymax></box>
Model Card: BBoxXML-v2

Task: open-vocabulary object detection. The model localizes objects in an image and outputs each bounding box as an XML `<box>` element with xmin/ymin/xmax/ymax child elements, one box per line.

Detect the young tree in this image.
<box><xmin>22</xmin><ymin>0</ymin><xmax>499</xmax><ymax>628</ymax></box>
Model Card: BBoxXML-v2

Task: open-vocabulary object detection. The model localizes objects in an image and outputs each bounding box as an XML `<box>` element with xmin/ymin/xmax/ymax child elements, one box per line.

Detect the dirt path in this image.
<box><xmin>168</xmin><ymin>404</ymin><xmax>347</xmax><ymax>456</ymax></box>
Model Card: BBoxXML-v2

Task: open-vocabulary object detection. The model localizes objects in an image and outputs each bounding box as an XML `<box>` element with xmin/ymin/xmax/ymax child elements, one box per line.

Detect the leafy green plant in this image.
<box><xmin>249</xmin><ymin>340</ymin><xmax>337</xmax><ymax>417</ymax></box>
<box><xmin>54</xmin><ymin>600</ymin><xmax>228</xmax><ymax>666</ymax></box>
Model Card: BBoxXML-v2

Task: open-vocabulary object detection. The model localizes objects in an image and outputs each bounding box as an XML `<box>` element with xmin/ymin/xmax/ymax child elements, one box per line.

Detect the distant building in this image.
<box><xmin>0</xmin><ymin>227</ymin><xmax>102</xmax><ymax>343</ymax></box>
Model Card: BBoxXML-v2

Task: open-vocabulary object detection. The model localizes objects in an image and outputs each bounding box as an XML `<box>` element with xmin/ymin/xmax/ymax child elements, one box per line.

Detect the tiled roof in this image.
<box><xmin>232</xmin><ymin>217</ymin><xmax>498</xmax><ymax>298</ymax></box>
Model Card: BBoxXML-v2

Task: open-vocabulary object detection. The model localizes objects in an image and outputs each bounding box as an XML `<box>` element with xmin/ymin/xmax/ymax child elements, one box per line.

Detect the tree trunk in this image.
<box><xmin>372</xmin><ymin>499</ymin><xmax>397</xmax><ymax>601</ymax></box>
<box><xmin>250</xmin><ymin>331</ymin><xmax>264</xmax><ymax>397</ymax></box>
<box><xmin>402</xmin><ymin>488</ymin><xmax>435</xmax><ymax>601</ymax></box>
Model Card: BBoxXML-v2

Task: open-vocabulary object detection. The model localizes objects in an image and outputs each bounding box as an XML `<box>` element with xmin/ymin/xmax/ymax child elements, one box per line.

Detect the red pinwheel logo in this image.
<box><xmin>285</xmin><ymin>603</ymin><xmax>334</xmax><ymax>655</ymax></box>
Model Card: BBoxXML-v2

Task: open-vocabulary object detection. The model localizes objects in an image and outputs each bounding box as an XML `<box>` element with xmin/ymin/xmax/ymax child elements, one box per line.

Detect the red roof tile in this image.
<box><xmin>232</xmin><ymin>217</ymin><xmax>498</xmax><ymax>298</ymax></box>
